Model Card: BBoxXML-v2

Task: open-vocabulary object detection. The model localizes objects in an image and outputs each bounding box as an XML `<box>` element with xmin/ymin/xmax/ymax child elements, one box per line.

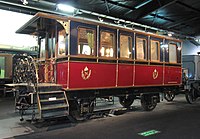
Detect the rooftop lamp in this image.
<box><xmin>57</xmin><ymin>4</ymin><xmax>75</xmax><ymax>13</ymax></box>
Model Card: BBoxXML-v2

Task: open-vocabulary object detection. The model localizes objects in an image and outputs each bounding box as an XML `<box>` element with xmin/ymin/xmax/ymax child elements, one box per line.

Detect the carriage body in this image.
<box><xmin>15</xmin><ymin>12</ymin><xmax>182</xmax><ymax>118</ymax></box>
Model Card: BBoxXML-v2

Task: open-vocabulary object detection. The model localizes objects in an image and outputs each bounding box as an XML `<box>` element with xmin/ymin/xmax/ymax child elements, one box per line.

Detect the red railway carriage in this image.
<box><xmin>16</xmin><ymin>12</ymin><xmax>182</xmax><ymax>118</ymax></box>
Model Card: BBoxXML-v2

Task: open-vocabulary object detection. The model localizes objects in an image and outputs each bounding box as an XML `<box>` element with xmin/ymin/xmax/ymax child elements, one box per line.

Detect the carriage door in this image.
<box><xmin>55</xmin><ymin>20</ymin><xmax>69</xmax><ymax>83</ymax></box>
<box><xmin>39</xmin><ymin>31</ymin><xmax>55</xmax><ymax>83</ymax></box>
<box><xmin>38</xmin><ymin>19</ymin><xmax>69</xmax><ymax>83</ymax></box>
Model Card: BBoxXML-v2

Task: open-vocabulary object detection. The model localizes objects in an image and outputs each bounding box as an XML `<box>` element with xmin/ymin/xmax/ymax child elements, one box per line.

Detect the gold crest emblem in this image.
<box><xmin>153</xmin><ymin>69</ymin><xmax>158</xmax><ymax>79</ymax></box>
<box><xmin>81</xmin><ymin>66</ymin><xmax>92</xmax><ymax>80</ymax></box>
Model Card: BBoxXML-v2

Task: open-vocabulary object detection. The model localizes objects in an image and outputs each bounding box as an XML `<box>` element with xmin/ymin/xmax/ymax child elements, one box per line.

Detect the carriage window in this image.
<box><xmin>0</xmin><ymin>57</ymin><xmax>5</xmax><ymax>78</ymax></box>
<box><xmin>40</xmin><ymin>38</ymin><xmax>45</xmax><ymax>58</ymax></box>
<box><xmin>100</xmin><ymin>31</ymin><xmax>115</xmax><ymax>57</ymax></box>
<box><xmin>0</xmin><ymin>55</ymin><xmax>12</xmax><ymax>79</ymax></box>
<box><xmin>169</xmin><ymin>43</ymin><xmax>177</xmax><ymax>63</ymax></box>
<box><xmin>58</xmin><ymin>29</ymin><xmax>67</xmax><ymax>56</ymax></box>
<box><xmin>136</xmin><ymin>38</ymin><xmax>147</xmax><ymax>60</ymax></box>
<box><xmin>120</xmin><ymin>35</ymin><xmax>132</xmax><ymax>59</ymax></box>
<box><xmin>151</xmin><ymin>40</ymin><xmax>160</xmax><ymax>61</ymax></box>
<box><xmin>78</xmin><ymin>28</ymin><xmax>95</xmax><ymax>56</ymax></box>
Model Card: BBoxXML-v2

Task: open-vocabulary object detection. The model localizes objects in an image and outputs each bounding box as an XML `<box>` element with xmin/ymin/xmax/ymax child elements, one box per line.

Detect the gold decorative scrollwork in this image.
<box><xmin>81</xmin><ymin>66</ymin><xmax>92</xmax><ymax>80</ymax></box>
<box><xmin>153</xmin><ymin>69</ymin><xmax>158</xmax><ymax>79</ymax></box>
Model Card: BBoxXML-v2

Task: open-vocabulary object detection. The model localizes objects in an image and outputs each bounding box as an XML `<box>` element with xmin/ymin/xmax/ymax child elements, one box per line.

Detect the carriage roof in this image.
<box><xmin>16</xmin><ymin>12</ymin><xmax>68</xmax><ymax>35</ymax></box>
<box><xmin>16</xmin><ymin>12</ymin><xmax>181</xmax><ymax>42</ymax></box>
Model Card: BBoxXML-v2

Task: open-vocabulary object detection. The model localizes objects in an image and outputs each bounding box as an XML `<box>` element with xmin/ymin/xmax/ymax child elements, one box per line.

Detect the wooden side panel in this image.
<box><xmin>164</xmin><ymin>66</ymin><xmax>182</xmax><ymax>85</ymax></box>
<box><xmin>69</xmin><ymin>62</ymin><xmax>116</xmax><ymax>89</ymax></box>
<box><xmin>134</xmin><ymin>65</ymin><xmax>163</xmax><ymax>86</ymax></box>
<box><xmin>56</xmin><ymin>62</ymin><xmax>68</xmax><ymax>88</ymax></box>
<box><xmin>117</xmin><ymin>64</ymin><xmax>133</xmax><ymax>87</ymax></box>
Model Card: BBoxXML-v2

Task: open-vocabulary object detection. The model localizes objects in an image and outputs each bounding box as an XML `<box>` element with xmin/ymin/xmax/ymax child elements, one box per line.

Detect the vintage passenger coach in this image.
<box><xmin>15</xmin><ymin>12</ymin><xmax>182</xmax><ymax>119</ymax></box>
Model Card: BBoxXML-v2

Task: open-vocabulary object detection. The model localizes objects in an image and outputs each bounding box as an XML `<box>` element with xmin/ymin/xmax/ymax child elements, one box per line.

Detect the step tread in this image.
<box><xmin>41</xmin><ymin>104</ymin><xmax>69</xmax><ymax>111</ymax></box>
<box><xmin>42</xmin><ymin>113</ymin><xmax>69</xmax><ymax>119</ymax></box>
<box><xmin>37</xmin><ymin>83</ymin><xmax>62</xmax><ymax>87</ymax></box>
<box><xmin>40</xmin><ymin>98</ymin><xmax>66</xmax><ymax>103</ymax></box>
<box><xmin>39</xmin><ymin>91</ymin><xmax>65</xmax><ymax>95</ymax></box>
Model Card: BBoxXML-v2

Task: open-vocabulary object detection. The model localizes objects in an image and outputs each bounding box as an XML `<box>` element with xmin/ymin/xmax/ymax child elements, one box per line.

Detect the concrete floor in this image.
<box><xmin>1</xmin><ymin>94</ymin><xmax>200</xmax><ymax>139</ymax></box>
<box><xmin>0</xmin><ymin>97</ymin><xmax>35</xmax><ymax>139</ymax></box>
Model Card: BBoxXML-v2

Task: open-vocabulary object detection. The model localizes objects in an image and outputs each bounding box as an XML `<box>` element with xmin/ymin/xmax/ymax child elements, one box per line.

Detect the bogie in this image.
<box><xmin>185</xmin><ymin>89</ymin><xmax>198</xmax><ymax>104</ymax></box>
<box><xmin>164</xmin><ymin>90</ymin><xmax>176</xmax><ymax>102</ymax></box>
<box><xmin>118</xmin><ymin>95</ymin><xmax>135</xmax><ymax>108</ymax></box>
<box><xmin>69</xmin><ymin>98</ymin><xmax>95</xmax><ymax>120</ymax></box>
<box><xmin>141</xmin><ymin>94</ymin><xmax>159</xmax><ymax>111</ymax></box>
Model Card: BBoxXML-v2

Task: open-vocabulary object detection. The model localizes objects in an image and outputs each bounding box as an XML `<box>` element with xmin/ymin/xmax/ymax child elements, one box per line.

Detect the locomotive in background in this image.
<box><xmin>183</xmin><ymin>54</ymin><xmax>200</xmax><ymax>104</ymax></box>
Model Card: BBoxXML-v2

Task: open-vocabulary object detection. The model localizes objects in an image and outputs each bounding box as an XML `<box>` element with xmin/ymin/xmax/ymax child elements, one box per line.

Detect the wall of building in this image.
<box><xmin>0</xmin><ymin>9</ymin><xmax>37</xmax><ymax>50</ymax></box>
<box><xmin>182</xmin><ymin>39</ymin><xmax>200</xmax><ymax>55</ymax></box>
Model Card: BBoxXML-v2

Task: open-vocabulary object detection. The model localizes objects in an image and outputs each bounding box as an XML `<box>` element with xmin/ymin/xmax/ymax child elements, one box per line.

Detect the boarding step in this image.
<box><xmin>41</xmin><ymin>110</ymin><xmax>69</xmax><ymax>119</ymax></box>
<box><xmin>40</xmin><ymin>98</ymin><xmax>66</xmax><ymax>103</ymax></box>
<box><xmin>37</xmin><ymin>83</ymin><xmax>63</xmax><ymax>92</ymax></box>
<box><xmin>41</xmin><ymin>105</ymin><xmax>69</xmax><ymax>118</ymax></box>
<box><xmin>37</xmin><ymin>90</ymin><xmax>69</xmax><ymax>119</ymax></box>
<box><xmin>41</xmin><ymin>104</ymin><xmax>69</xmax><ymax>111</ymax></box>
<box><xmin>38</xmin><ymin>90</ymin><xmax>64</xmax><ymax>95</ymax></box>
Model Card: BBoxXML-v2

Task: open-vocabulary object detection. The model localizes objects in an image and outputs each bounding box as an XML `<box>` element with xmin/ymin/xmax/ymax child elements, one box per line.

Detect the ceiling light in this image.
<box><xmin>21</xmin><ymin>0</ymin><xmax>28</xmax><ymax>5</ymax></box>
<box><xmin>168</xmin><ymin>32</ymin><xmax>172</xmax><ymax>37</ymax></box>
<box><xmin>57</xmin><ymin>4</ymin><xmax>75</xmax><ymax>13</ymax></box>
<box><xmin>98</xmin><ymin>17</ymin><xmax>103</xmax><ymax>22</ymax></box>
<box><xmin>161</xmin><ymin>44</ymin><xmax>168</xmax><ymax>49</ymax></box>
<box><xmin>177</xmin><ymin>46</ymin><xmax>182</xmax><ymax>51</ymax></box>
<box><xmin>189</xmin><ymin>38</ymin><xmax>200</xmax><ymax>46</ymax></box>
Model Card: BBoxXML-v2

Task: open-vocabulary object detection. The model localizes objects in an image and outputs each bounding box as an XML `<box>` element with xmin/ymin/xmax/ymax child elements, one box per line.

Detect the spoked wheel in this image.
<box><xmin>119</xmin><ymin>95</ymin><xmax>134</xmax><ymax>108</ymax></box>
<box><xmin>185</xmin><ymin>89</ymin><xmax>197</xmax><ymax>104</ymax></box>
<box><xmin>164</xmin><ymin>91</ymin><xmax>175</xmax><ymax>102</ymax></box>
<box><xmin>69</xmin><ymin>98</ymin><xmax>95</xmax><ymax>121</ymax></box>
<box><xmin>141</xmin><ymin>94</ymin><xmax>158</xmax><ymax>111</ymax></box>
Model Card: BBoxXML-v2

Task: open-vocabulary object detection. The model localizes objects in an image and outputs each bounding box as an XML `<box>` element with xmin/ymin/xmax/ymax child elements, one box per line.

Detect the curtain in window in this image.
<box><xmin>87</xmin><ymin>32</ymin><xmax>94</xmax><ymax>49</ymax></box>
<box><xmin>137</xmin><ymin>39</ymin><xmax>145</xmax><ymax>60</ymax></box>
<box><xmin>169</xmin><ymin>44</ymin><xmax>177</xmax><ymax>63</ymax></box>
<box><xmin>120</xmin><ymin>35</ymin><xmax>130</xmax><ymax>58</ymax></box>
<box><xmin>151</xmin><ymin>41</ymin><xmax>159</xmax><ymax>61</ymax></box>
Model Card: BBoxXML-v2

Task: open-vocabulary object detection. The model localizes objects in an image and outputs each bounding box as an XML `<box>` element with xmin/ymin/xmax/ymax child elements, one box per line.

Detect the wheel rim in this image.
<box><xmin>164</xmin><ymin>91</ymin><xmax>175</xmax><ymax>102</ymax></box>
<box><xmin>185</xmin><ymin>89</ymin><xmax>197</xmax><ymax>104</ymax></box>
<box><xmin>141</xmin><ymin>95</ymin><xmax>157</xmax><ymax>111</ymax></box>
<box><xmin>119</xmin><ymin>96</ymin><xmax>134</xmax><ymax>108</ymax></box>
<box><xmin>141</xmin><ymin>100</ymin><xmax>156</xmax><ymax>111</ymax></box>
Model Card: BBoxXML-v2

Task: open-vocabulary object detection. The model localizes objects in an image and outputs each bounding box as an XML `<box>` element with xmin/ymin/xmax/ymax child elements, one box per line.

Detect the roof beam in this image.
<box><xmin>191</xmin><ymin>24</ymin><xmax>200</xmax><ymax>36</ymax></box>
<box><xmin>101</xmin><ymin>0</ymin><xmax>136</xmax><ymax>10</ymax></box>
<box><xmin>148</xmin><ymin>13</ymin><xmax>174</xmax><ymax>22</ymax></box>
<box><xmin>176</xmin><ymin>1</ymin><xmax>200</xmax><ymax>13</ymax></box>
<box><xmin>126</xmin><ymin>0</ymin><xmax>177</xmax><ymax>20</ymax></box>
<box><xmin>167</xmin><ymin>16</ymin><xmax>200</xmax><ymax>29</ymax></box>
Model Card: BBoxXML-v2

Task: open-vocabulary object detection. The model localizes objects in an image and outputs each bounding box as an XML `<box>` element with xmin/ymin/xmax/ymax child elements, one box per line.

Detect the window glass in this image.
<box><xmin>169</xmin><ymin>43</ymin><xmax>177</xmax><ymax>63</ymax></box>
<box><xmin>120</xmin><ymin>35</ymin><xmax>132</xmax><ymax>58</ymax></box>
<box><xmin>78</xmin><ymin>28</ymin><xmax>95</xmax><ymax>56</ymax></box>
<box><xmin>40</xmin><ymin>38</ymin><xmax>45</xmax><ymax>58</ymax></box>
<box><xmin>0</xmin><ymin>56</ymin><xmax>5</xmax><ymax>78</ymax></box>
<box><xmin>136</xmin><ymin>38</ymin><xmax>147</xmax><ymax>60</ymax></box>
<box><xmin>58</xmin><ymin>29</ymin><xmax>66</xmax><ymax>56</ymax></box>
<box><xmin>151</xmin><ymin>40</ymin><xmax>160</xmax><ymax>61</ymax></box>
<box><xmin>0</xmin><ymin>55</ymin><xmax>12</xmax><ymax>79</ymax></box>
<box><xmin>100</xmin><ymin>31</ymin><xmax>115</xmax><ymax>57</ymax></box>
